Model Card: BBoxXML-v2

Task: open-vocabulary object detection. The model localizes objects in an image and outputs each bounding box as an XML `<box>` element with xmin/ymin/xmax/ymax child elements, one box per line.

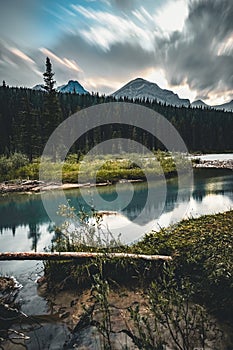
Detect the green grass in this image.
<box><xmin>0</xmin><ymin>151</ymin><xmax>191</xmax><ymax>183</ymax></box>
<box><xmin>10</xmin><ymin>151</ymin><xmax>189</xmax><ymax>183</ymax></box>
<box><xmin>132</xmin><ymin>211</ymin><xmax>233</xmax><ymax>318</ymax></box>
<box><xmin>45</xmin><ymin>210</ymin><xmax>233</xmax><ymax>322</ymax></box>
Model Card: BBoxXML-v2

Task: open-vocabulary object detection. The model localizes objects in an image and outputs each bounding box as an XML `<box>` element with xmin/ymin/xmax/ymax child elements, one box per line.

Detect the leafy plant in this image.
<box><xmin>126</xmin><ymin>264</ymin><xmax>222</xmax><ymax>350</ymax></box>
<box><xmin>0</xmin><ymin>153</ymin><xmax>29</xmax><ymax>181</ymax></box>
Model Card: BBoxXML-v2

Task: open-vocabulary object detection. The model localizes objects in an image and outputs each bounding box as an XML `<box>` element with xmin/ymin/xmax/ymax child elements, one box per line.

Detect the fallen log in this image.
<box><xmin>0</xmin><ymin>252</ymin><xmax>172</xmax><ymax>261</ymax></box>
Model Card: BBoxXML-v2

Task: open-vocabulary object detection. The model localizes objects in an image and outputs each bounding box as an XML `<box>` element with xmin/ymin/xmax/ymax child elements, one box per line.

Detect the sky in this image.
<box><xmin>0</xmin><ymin>0</ymin><xmax>232</xmax><ymax>105</ymax></box>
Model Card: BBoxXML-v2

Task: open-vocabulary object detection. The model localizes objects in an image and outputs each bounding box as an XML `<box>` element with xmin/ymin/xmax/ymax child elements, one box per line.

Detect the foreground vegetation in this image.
<box><xmin>0</xmin><ymin>151</ymin><xmax>190</xmax><ymax>183</ymax></box>
<box><xmin>133</xmin><ymin>211</ymin><xmax>233</xmax><ymax>319</ymax></box>
<box><xmin>43</xmin><ymin>210</ymin><xmax>233</xmax><ymax>349</ymax></box>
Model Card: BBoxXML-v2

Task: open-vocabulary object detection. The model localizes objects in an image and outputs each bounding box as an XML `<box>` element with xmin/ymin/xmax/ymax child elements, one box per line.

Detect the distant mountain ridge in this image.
<box><xmin>32</xmin><ymin>80</ymin><xmax>89</xmax><ymax>95</ymax></box>
<box><xmin>213</xmin><ymin>100</ymin><xmax>233</xmax><ymax>112</ymax></box>
<box><xmin>32</xmin><ymin>78</ymin><xmax>232</xmax><ymax>111</ymax></box>
<box><xmin>191</xmin><ymin>100</ymin><xmax>208</xmax><ymax>108</ymax></box>
<box><xmin>32</xmin><ymin>84</ymin><xmax>47</xmax><ymax>92</ymax></box>
<box><xmin>112</xmin><ymin>78</ymin><xmax>233</xmax><ymax>111</ymax></box>
<box><xmin>112</xmin><ymin>78</ymin><xmax>190</xmax><ymax>107</ymax></box>
<box><xmin>191</xmin><ymin>99</ymin><xmax>233</xmax><ymax>111</ymax></box>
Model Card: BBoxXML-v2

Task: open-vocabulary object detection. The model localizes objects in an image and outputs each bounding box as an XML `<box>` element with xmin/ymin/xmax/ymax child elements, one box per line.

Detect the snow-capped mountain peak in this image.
<box><xmin>191</xmin><ymin>100</ymin><xmax>209</xmax><ymax>108</ymax></box>
<box><xmin>33</xmin><ymin>80</ymin><xmax>89</xmax><ymax>95</ymax></box>
<box><xmin>32</xmin><ymin>84</ymin><xmax>47</xmax><ymax>92</ymax></box>
<box><xmin>112</xmin><ymin>78</ymin><xmax>190</xmax><ymax>107</ymax></box>
<box><xmin>57</xmin><ymin>80</ymin><xmax>89</xmax><ymax>94</ymax></box>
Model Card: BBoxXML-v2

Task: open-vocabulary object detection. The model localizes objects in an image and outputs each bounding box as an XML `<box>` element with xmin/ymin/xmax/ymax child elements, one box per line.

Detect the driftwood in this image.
<box><xmin>0</xmin><ymin>252</ymin><xmax>172</xmax><ymax>261</ymax></box>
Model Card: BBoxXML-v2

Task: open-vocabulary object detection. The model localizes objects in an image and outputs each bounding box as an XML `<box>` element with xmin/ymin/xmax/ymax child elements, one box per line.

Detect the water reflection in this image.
<box><xmin>0</xmin><ymin>169</ymin><xmax>232</xmax><ymax>251</ymax></box>
<box><xmin>192</xmin><ymin>169</ymin><xmax>233</xmax><ymax>202</ymax></box>
<box><xmin>0</xmin><ymin>195</ymin><xmax>48</xmax><ymax>231</ymax></box>
<box><xmin>28</xmin><ymin>224</ymin><xmax>41</xmax><ymax>252</ymax></box>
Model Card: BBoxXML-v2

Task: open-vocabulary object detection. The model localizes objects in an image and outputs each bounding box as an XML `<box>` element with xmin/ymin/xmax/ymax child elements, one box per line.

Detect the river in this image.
<box><xmin>0</xmin><ymin>166</ymin><xmax>233</xmax><ymax>349</ymax></box>
<box><xmin>0</xmin><ymin>168</ymin><xmax>233</xmax><ymax>256</ymax></box>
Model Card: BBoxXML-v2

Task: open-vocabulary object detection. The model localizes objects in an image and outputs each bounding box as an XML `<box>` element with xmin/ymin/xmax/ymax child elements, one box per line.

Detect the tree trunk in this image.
<box><xmin>0</xmin><ymin>252</ymin><xmax>172</xmax><ymax>261</ymax></box>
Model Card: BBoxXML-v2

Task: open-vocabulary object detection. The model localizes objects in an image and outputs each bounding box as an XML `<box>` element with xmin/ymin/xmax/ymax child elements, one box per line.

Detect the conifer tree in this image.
<box><xmin>42</xmin><ymin>57</ymin><xmax>62</xmax><ymax>161</ymax></box>
<box><xmin>43</xmin><ymin>57</ymin><xmax>56</xmax><ymax>93</ymax></box>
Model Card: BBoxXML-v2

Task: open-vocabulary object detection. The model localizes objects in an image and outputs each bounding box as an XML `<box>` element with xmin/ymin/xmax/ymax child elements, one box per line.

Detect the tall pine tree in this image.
<box><xmin>42</xmin><ymin>57</ymin><xmax>62</xmax><ymax>161</ymax></box>
<box><xmin>43</xmin><ymin>57</ymin><xmax>56</xmax><ymax>93</ymax></box>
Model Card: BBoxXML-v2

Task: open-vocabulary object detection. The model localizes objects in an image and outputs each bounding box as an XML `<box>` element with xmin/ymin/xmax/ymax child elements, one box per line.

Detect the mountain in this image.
<box><xmin>191</xmin><ymin>100</ymin><xmax>209</xmax><ymax>108</ymax></box>
<box><xmin>32</xmin><ymin>80</ymin><xmax>89</xmax><ymax>94</ymax></box>
<box><xmin>32</xmin><ymin>84</ymin><xmax>47</xmax><ymax>92</ymax></box>
<box><xmin>112</xmin><ymin>78</ymin><xmax>190</xmax><ymax>107</ymax></box>
<box><xmin>57</xmin><ymin>80</ymin><xmax>89</xmax><ymax>94</ymax></box>
<box><xmin>213</xmin><ymin>100</ymin><xmax>233</xmax><ymax>112</ymax></box>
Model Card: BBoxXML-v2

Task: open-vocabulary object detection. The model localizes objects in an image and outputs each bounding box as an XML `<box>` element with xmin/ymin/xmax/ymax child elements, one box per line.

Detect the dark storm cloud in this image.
<box><xmin>187</xmin><ymin>0</ymin><xmax>233</xmax><ymax>39</ymax></box>
<box><xmin>159</xmin><ymin>0</ymin><xmax>233</xmax><ymax>99</ymax></box>
<box><xmin>49</xmin><ymin>33</ymin><xmax>155</xmax><ymax>84</ymax></box>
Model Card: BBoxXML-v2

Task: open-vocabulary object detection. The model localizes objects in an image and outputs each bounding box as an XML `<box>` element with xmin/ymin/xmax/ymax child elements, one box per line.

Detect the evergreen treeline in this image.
<box><xmin>0</xmin><ymin>60</ymin><xmax>232</xmax><ymax>160</ymax></box>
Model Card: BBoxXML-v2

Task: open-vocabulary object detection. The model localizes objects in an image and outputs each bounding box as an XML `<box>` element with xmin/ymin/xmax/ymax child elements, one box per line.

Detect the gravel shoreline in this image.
<box><xmin>193</xmin><ymin>159</ymin><xmax>233</xmax><ymax>170</ymax></box>
<box><xmin>0</xmin><ymin>179</ymin><xmax>144</xmax><ymax>194</ymax></box>
<box><xmin>0</xmin><ymin>180</ymin><xmax>110</xmax><ymax>194</ymax></box>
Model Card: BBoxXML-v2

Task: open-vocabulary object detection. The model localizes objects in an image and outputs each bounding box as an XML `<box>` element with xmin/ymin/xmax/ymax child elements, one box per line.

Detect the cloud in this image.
<box><xmin>158</xmin><ymin>0</ymin><xmax>233</xmax><ymax>103</ymax></box>
<box><xmin>154</xmin><ymin>0</ymin><xmax>188</xmax><ymax>33</ymax></box>
<box><xmin>49</xmin><ymin>32</ymin><xmax>155</xmax><ymax>82</ymax></box>
<box><xmin>110</xmin><ymin>0</ymin><xmax>161</xmax><ymax>12</ymax></box>
<box><xmin>9</xmin><ymin>48</ymin><xmax>35</xmax><ymax>65</ymax></box>
<box><xmin>0</xmin><ymin>41</ymin><xmax>43</xmax><ymax>86</ymax></box>
<box><xmin>39</xmin><ymin>48</ymin><xmax>83</xmax><ymax>73</ymax></box>
<box><xmin>112</xmin><ymin>0</ymin><xmax>132</xmax><ymax>8</ymax></box>
<box><xmin>68</xmin><ymin>1</ymin><xmax>233</xmax><ymax>102</ymax></box>
<box><xmin>0</xmin><ymin>1</ymin><xmax>42</xmax><ymax>47</ymax></box>
<box><xmin>72</xmin><ymin>5</ymin><xmax>156</xmax><ymax>51</ymax></box>
<box><xmin>111</xmin><ymin>0</ymin><xmax>140</xmax><ymax>11</ymax></box>
<box><xmin>0</xmin><ymin>0</ymin><xmax>232</xmax><ymax>104</ymax></box>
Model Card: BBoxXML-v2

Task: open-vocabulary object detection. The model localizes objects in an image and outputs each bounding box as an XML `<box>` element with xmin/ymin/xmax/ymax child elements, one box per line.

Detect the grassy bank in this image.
<box><xmin>45</xmin><ymin>210</ymin><xmax>233</xmax><ymax>317</ymax></box>
<box><xmin>42</xmin><ymin>210</ymin><xmax>233</xmax><ymax>348</ymax></box>
<box><xmin>0</xmin><ymin>151</ymin><xmax>190</xmax><ymax>183</ymax></box>
<box><xmin>133</xmin><ymin>211</ymin><xmax>233</xmax><ymax>318</ymax></box>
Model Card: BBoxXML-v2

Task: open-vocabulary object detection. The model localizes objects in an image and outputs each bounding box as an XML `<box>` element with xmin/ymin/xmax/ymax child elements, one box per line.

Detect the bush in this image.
<box><xmin>133</xmin><ymin>211</ymin><xmax>233</xmax><ymax>320</ymax></box>
<box><xmin>0</xmin><ymin>153</ymin><xmax>29</xmax><ymax>181</ymax></box>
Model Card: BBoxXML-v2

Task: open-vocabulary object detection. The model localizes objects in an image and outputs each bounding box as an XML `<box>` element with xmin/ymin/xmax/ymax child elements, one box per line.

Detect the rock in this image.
<box><xmin>0</xmin><ymin>276</ymin><xmax>16</xmax><ymax>291</ymax></box>
<box><xmin>36</xmin><ymin>276</ymin><xmax>47</xmax><ymax>285</ymax></box>
<box><xmin>193</xmin><ymin>159</ymin><xmax>233</xmax><ymax>170</ymax></box>
<box><xmin>60</xmin><ymin>311</ymin><xmax>70</xmax><ymax>319</ymax></box>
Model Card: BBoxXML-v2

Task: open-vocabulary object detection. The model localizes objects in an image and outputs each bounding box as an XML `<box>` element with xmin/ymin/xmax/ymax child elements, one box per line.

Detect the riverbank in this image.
<box><xmin>0</xmin><ymin>151</ymin><xmax>189</xmax><ymax>194</ymax></box>
<box><xmin>0</xmin><ymin>179</ymin><xmax>109</xmax><ymax>194</ymax></box>
<box><xmin>40</xmin><ymin>210</ymin><xmax>233</xmax><ymax>349</ymax></box>
<box><xmin>1</xmin><ymin>153</ymin><xmax>233</xmax><ymax>195</ymax></box>
<box><xmin>0</xmin><ymin>178</ymin><xmax>146</xmax><ymax>194</ymax></box>
<box><xmin>193</xmin><ymin>158</ymin><xmax>233</xmax><ymax>170</ymax></box>
<box><xmin>1</xmin><ymin>210</ymin><xmax>232</xmax><ymax>349</ymax></box>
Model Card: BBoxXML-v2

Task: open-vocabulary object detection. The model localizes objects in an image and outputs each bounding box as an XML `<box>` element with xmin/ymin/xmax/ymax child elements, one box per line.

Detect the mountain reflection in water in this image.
<box><xmin>0</xmin><ymin>168</ymin><xmax>232</xmax><ymax>252</ymax></box>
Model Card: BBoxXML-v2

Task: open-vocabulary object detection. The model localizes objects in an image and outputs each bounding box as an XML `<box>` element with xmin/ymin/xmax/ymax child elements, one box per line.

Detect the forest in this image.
<box><xmin>0</xmin><ymin>59</ymin><xmax>232</xmax><ymax>161</ymax></box>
